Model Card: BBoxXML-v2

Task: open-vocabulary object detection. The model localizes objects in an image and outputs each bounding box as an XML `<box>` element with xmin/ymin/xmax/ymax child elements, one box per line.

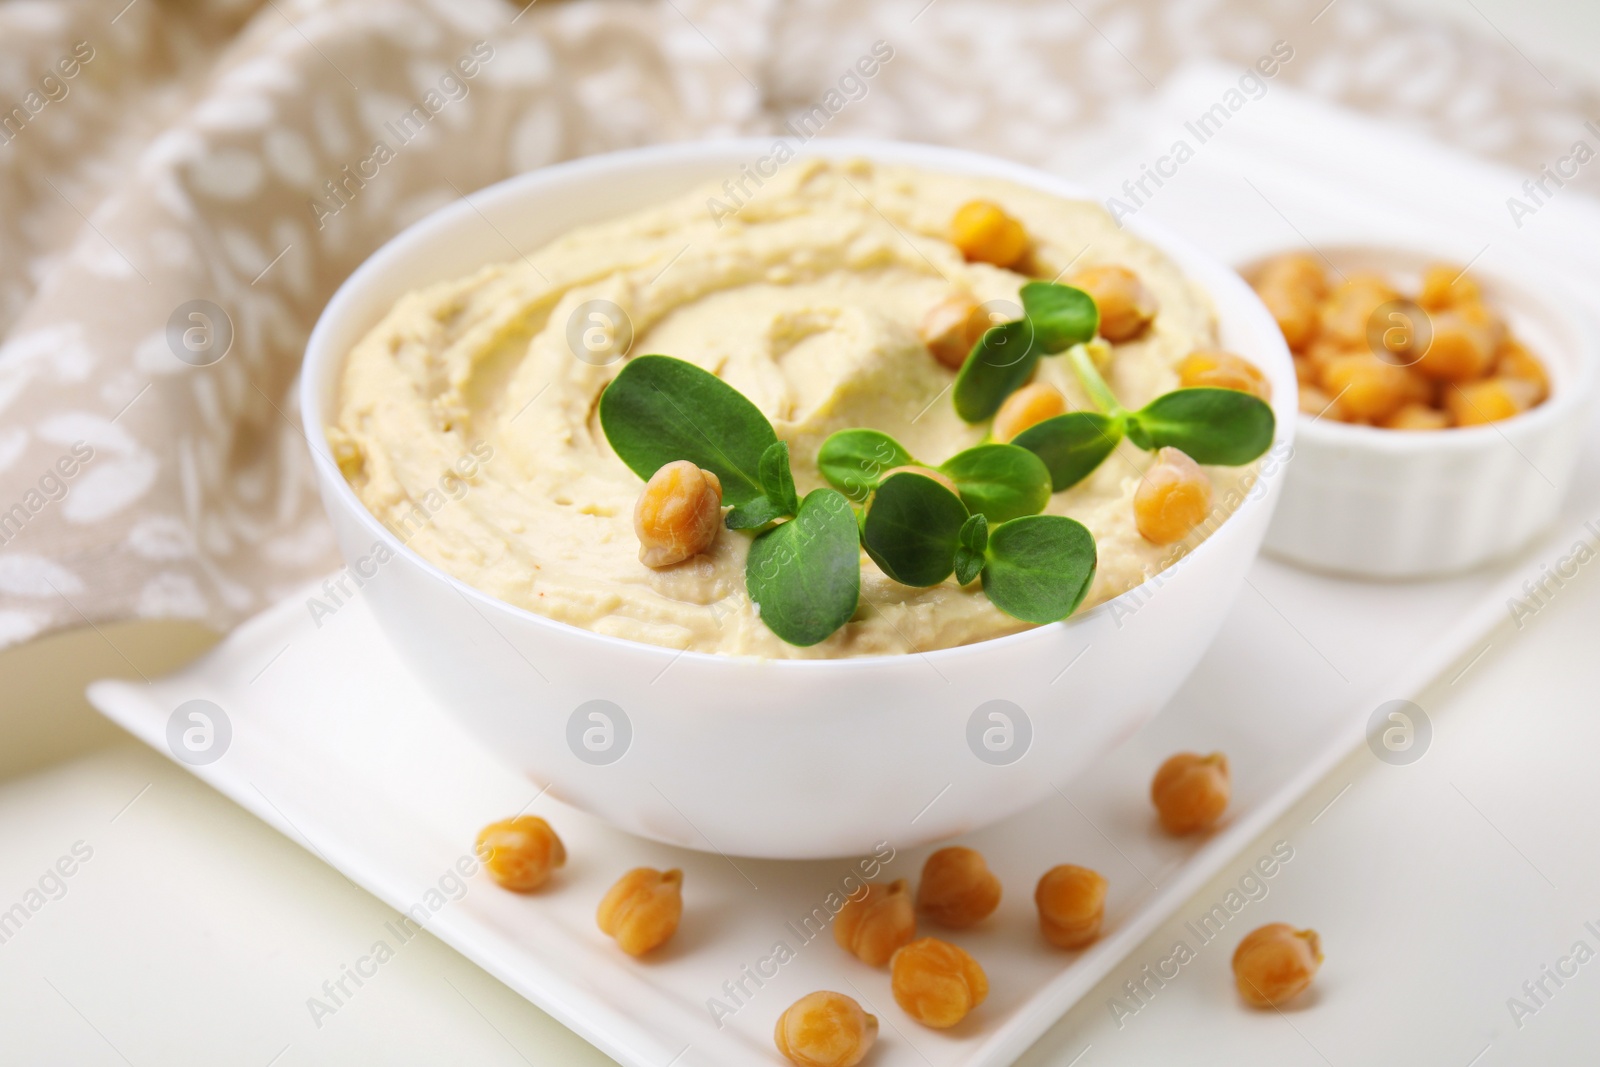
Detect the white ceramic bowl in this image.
<box><xmin>301</xmin><ymin>140</ymin><xmax>1296</xmax><ymax>859</ymax></box>
<box><xmin>1257</xmin><ymin>245</ymin><xmax>1598</xmax><ymax>579</ymax></box>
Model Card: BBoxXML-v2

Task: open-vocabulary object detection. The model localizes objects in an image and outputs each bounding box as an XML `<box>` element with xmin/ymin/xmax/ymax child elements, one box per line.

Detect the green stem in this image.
<box><xmin>1067</xmin><ymin>343</ymin><xmax>1126</xmax><ymax>418</ymax></box>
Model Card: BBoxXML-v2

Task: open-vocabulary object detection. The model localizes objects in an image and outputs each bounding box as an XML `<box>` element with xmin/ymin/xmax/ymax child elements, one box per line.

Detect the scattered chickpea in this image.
<box><xmin>993</xmin><ymin>382</ymin><xmax>1067</xmax><ymax>442</ymax></box>
<box><xmin>1382</xmin><ymin>403</ymin><xmax>1451</xmax><ymax>431</ymax></box>
<box><xmin>1317</xmin><ymin>273</ymin><xmax>1400</xmax><ymax>348</ymax></box>
<box><xmin>597</xmin><ymin>867</ymin><xmax>683</xmax><ymax>957</ymax></box>
<box><xmin>1318</xmin><ymin>353</ymin><xmax>1411</xmax><ymax>423</ymax></box>
<box><xmin>1068</xmin><ymin>264</ymin><xmax>1159</xmax><ymax>343</ymax></box>
<box><xmin>882</xmin><ymin>465</ymin><xmax>959</xmax><ymax>496</ymax></box>
<box><xmin>1177</xmin><ymin>350</ymin><xmax>1272</xmax><ymax>402</ymax></box>
<box><xmin>834</xmin><ymin>879</ymin><xmax>916</xmax><ymax>967</ymax></box>
<box><xmin>890</xmin><ymin>937</ymin><xmax>989</xmax><ymax>1029</ymax></box>
<box><xmin>920</xmin><ymin>293</ymin><xmax>993</xmax><ymax>370</ymax></box>
<box><xmin>950</xmin><ymin>199</ymin><xmax>1030</xmax><ymax>269</ymax></box>
<box><xmin>1150</xmin><ymin>752</ymin><xmax>1231</xmax><ymax>835</ymax></box>
<box><xmin>1232</xmin><ymin>923</ymin><xmax>1323</xmax><ymax>1008</ymax></box>
<box><xmin>476</xmin><ymin>816</ymin><xmax>566</xmax><ymax>892</ymax></box>
<box><xmin>1414</xmin><ymin>303</ymin><xmax>1502</xmax><ymax>383</ymax></box>
<box><xmin>1034</xmin><ymin>865</ymin><xmax>1108</xmax><ymax>950</ymax></box>
<box><xmin>1134</xmin><ymin>447</ymin><xmax>1212</xmax><ymax>546</ymax></box>
<box><xmin>1495</xmin><ymin>338</ymin><xmax>1550</xmax><ymax>404</ymax></box>
<box><xmin>1444</xmin><ymin>378</ymin><xmax>1540</xmax><ymax>427</ymax></box>
<box><xmin>774</xmin><ymin>991</ymin><xmax>878</xmax><ymax>1067</ymax></box>
<box><xmin>917</xmin><ymin>847</ymin><xmax>1002</xmax><ymax>929</ymax></box>
<box><xmin>1417</xmin><ymin>264</ymin><xmax>1481</xmax><ymax>311</ymax></box>
<box><xmin>634</xmin><ymin>460</ymin><xmax>723</xmax><ymax>568</ymax></box>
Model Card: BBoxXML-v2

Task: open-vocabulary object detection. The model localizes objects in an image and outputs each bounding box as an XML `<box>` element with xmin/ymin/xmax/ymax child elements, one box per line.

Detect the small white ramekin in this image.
<box><xmin>301</xmin><ymin>140</ymin><xmax>1297</xmax><ymax>859</ymax></box>
<box><xmin>1258</xmin><ymin>245</ymin><xmax>1598</xmax><ymax>580</ymax></box>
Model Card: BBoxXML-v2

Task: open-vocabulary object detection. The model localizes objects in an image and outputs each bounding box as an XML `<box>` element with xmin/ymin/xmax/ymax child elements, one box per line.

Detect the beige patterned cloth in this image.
<box><xmin>0</xmin><ymin>0</ymin><xmax>1592</xmax><ymax>649</ymax></box>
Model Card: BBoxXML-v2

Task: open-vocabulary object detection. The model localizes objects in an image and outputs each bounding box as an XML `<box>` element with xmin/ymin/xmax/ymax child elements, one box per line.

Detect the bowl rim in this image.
<box><xmin>1238</xmin><ymin>241</ymin><xmax>1600</xmax><ymax>453</ymax></box>
<box><xmin>300</xmin><ymin>137</ymin><xmax>1296</xmax><ymax>671</ymax></box>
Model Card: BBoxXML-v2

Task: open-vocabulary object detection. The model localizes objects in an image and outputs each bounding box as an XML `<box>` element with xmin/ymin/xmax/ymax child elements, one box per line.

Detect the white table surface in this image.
<box><xmin>2</xmin><ymin>562</ymin><xmax>1599</xmax><ymax>1066</ymax></box>
<box><xmin>6</xmin><ymin>2</ymin><xmax>1600</xmax><ymax>1061</ymax></box>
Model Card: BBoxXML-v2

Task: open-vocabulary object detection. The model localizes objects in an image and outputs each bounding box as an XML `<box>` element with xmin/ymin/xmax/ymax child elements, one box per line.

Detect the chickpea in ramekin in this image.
<box><xmin>1250</xmin><ymin>255</ymin><xmax>1549</xmax><ymax>430</ymax></box>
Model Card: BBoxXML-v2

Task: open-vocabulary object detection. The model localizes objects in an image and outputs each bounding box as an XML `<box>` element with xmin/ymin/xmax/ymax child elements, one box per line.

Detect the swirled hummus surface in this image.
<box><xmin>330</xmin><ymin>159</ymin><xmax>1257</xmax><ymax>658</ymax></box>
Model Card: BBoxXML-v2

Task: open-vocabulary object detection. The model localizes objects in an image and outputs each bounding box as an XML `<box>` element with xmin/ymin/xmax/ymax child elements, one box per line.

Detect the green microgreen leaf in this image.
<box><xmin>1010</xmin><ymin>412</ymin><xmax>1126</xmax><ymax>492</ymax></box>
<box><xmin>861</xmin><ymin>472</ymin><xmax>969</xmax><ymax>587</ymax></box>
<box><xmin>981</xmin><ymin>515</ymin><xmax>1098</xmax><ymax>624</ymax></box>
<box><xmin>725</xmin><ymin>496</ymin><xmax>788</xmax><ymax>530</ymax></box>
<box><xmin>817</xmin><ymin>429</ymin><xmax>913</xmax><ymax>503</ymax></box>
<box><xmin>598</xmin><ymin>355</ymin><xmax>776</xmax><ymax>505</ymax></box>
<box><xmin>954</xmin><ymin>513</ymin><xmax>989</xmax><ymax>586</ymax></box>
<box><xmin>938</xmin><ymin>443</ymin><xmax>1052</xmax><ymax>523</ymax></box>
<box><xmin>1126</xmin><ymin>388</ymin><xmax>1275</xmax><ymax>465</ymax></box>
<box><xmin>1019</xmin><ymin>282</ymin><xmax>1098</xmax><ymax>354</ymax></box>
<box><xmin>745</xmin><ymin>488</ymin><xmax>861</xmax><ymax>646</ymax></box>
<box><xmin>953</xmin><ymin>318</ymin><xmax>1041</xmax><ymax>423</ymax></box>
<box><xmin>759</xmin><ymin>441</ymin><xmax>800</xmax><ymax>515</ymax></box>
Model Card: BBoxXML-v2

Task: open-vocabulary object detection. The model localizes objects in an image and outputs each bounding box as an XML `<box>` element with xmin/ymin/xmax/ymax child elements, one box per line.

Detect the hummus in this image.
<box><xmin>331</xmin><ymin>159</ymin><xmax>1257</xmax><ymax>658</ymax></box>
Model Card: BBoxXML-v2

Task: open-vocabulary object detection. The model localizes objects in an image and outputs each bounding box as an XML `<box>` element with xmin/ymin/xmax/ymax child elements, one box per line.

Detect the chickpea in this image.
<box><xmin>1068</xmin><ymin>264</ymin><xmax>1159</xmax><ymax>343</ymax></box>
<box><xmin>889</xmin><ymin>937</ymin><xmax>988</xmax><ymax>1029</ymax></box>
<box><xmin>881</xmin><ymin>465</ymin><xmax>959</xmax><ymax>496</ymax></box>
<box><xmin>1300</xmin><ymin>338</ymin><xmax>1353</xmax><ymax>381</ymax></box>
<box><xmin>834</xmin><ymin>878</ymin><xmax>916</xmax><ymax>966</ymax></box>
<box><xmin>1150</xmin><ymin>752</ymin><xmax>1231</xmax><ymax>834</ymax></box>
<box><xmin>1255</xmin><ymin>252</ymin><xmax>1328</xmax><ymax>302</ymax></box>
<box><xmin>476</xmin><ymin>816</ymin><xmax>566</xmax><ymax>892</ymax></box>
<box><xmin>1417</xmin><ymin>263</ymin><xmax>1481</xmax><ymax>311</ymax></box>
<box><xmin>1178</xmin><ymin>350</ymin><xmax>1272</xmax><ymax>401</ymax></box>
<box><xmin>1034</xmin><ymin>865</ymin><xmax>1108</xmax><ymax>949</ymax></box>
<box><xmin>597</xmin><ymin>867</ymin><xmax>683</xmax><ymax>957</ymax></box>
<box><xmin>1318</xmin><ymin>273</ymin><xmax>1400</xmax><ymax>348</ymax></box>
<box><xmin>950</xmin><ymin>199</ymin><xmax>1030</xmax><ymax>269</ymax></box>
<box><xmin>1382</xmin><ymin>403</ymin><xmax>1451</xmax><ymax>431</ymax></box>
<box><xmin>1414</xmin><ymin>303</ymin><xmax>1502</xmax><ymax>383</ymax></box>
<box><xmin>920</xmin><ymin>293</ymin><xmax>993</xmax><ymax>370</ymax></box>
<box><xmin>1232</xmin><ymin>923</ymin><xmax>1323</xmax><ymax>1008</ymax></box>
<box><xmin>1134</xmin><ymin>447</ymin><xmax>1212</xmax><ymax>546</ymax></box>
<box><xmin>1399</xmin><ymin>366</ymin><xmax>1436</xmax><ymax>406</ymax></box>
<box><xmin>1318</xmin><ymin>353</ymin><xmax>1411</xmax><ymax>423</ymax></box>
<box><xmin>774</xmin><ymin>991</ymin><xmax>878</xmax><ymax>1067</ymax></box>
<box><xmin>993</xmin><ymin>382</ymin><xmax>1067</xmax><ymax>441</ymax></box>
<box><xmin>1444</xmin><ymin>378</ymin><xmax>1540</xmax><ymax>427</ymax></box>
<box><xmin>917</xmin><ymin>847</ymin><xmax>1001</xmax><ymax>928</ymax></box>
<box><xmin>634</xmin><ymin>460</ymin><xmax>723</xmax><ymax>568</ymax></box>
<box><xmin>1495</xmin><ymin>338</ymin><xmax>1549</xmax><ymax>404</ymax></box>
<box><xmin>1298</xmin><ymin>381</ymin><xmax>1341</xmax><ymax>420</ymax></box>
<box><xmin>1256</xmin><ymin>280</ymin><xmax>1321</xmax><ymax>353</ymax></box>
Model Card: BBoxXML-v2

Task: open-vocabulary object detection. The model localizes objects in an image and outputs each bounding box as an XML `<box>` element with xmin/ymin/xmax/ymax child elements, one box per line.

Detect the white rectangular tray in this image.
<box><xmin>89</xmin><ymin>67</ymin><xmax>1600</xmax><ymax>1067</ymax></box>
